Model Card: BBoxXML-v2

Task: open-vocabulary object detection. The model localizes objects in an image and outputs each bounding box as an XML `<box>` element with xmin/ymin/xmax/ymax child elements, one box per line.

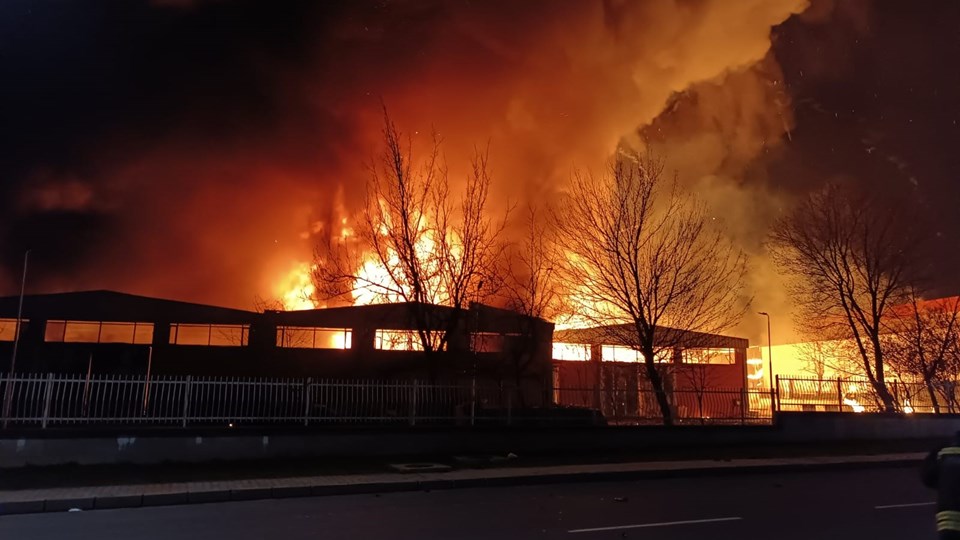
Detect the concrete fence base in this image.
<box><xmin>1</xmin><ymin>412</ymin><xmax>957</xmax><ymax>468</ymax></box>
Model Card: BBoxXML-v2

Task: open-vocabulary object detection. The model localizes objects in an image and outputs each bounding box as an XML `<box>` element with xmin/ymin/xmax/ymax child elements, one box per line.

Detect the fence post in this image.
<box><xmin>837</xmin><ymin>377</ymin><xmax>843</xmax><ymax>411</ymax></box>
<box><xmin>181</xmin><ymin>376</ymin><xmax>193</xmax><ymax>428</ymax></box>
<box><xmin>740</xmin><ymin>387</ymin><xmax>747</xmax><ymax>425</ymax></box>
<box><xmin>0</xmin><ymin>374</ymin><xmax>9</xmax><ymax>429</ymax></box>
<box><xmin>303</xmin><ymin>377</ymin><xmax>312</xmax><ymax>427</ymax></box>
<box><xmin>82</xmin><ymin>354</ymin><xmax>93</xmax><ymax>417</ymax></box>
<box><xmin>773</xmin><ymin>375</ymin><xmax>781</xmax><ymax>417</ymax></box>
<box><xmin>470</xmin><ymin>377</ymin><xmax>476</xmax><ymax>427</ymax></box>
<box><xmin>41</xmin><ymin>373</ymin><xmax>54</xmax><ymax>429</ymax></box>
<box><xmin>408</xmin><ymin>379</ymin><xmax>418</xmax><ymax>427</ymax></box>
<box><xmin>142</xmin><ymin>346</ymin><xmax>153</xmax><ymax>416</ymax></box>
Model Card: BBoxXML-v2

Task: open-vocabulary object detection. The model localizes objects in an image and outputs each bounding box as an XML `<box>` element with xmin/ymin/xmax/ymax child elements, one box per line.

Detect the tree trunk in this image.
<box><xmin>871</xmin><ymin>377</ymin><xmax>897</xmax><ymax>412</ymax></box>
<box><xmin>925</xmin><ymin>378</ymin><xmax>941</xmax><ymax>414</ymax></box>
<box><xmin>642</xmin><ymin>346</ymin><xmax>673</xmax><ymax>426</ymax></box>
<box><xmin>871</xmin><ymin>342</ymin><xmax>897</xmax><ymax>412</ymax></box>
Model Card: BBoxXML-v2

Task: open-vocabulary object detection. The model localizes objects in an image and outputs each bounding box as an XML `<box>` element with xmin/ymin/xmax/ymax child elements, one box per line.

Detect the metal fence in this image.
<box><xmin>775</xmin><ymin>376</ymin><xmax>955</xmax><ymax>414</ymax></box>
<box><xmin>0</xmin><ymin>373</ymin><xmax>775</xmax><ymax>428</ymax></box>
<box><xmin>553</xmin><ymin>386</ymin><xmax>773</xmax><ymax>425</ymax></box>
<box><xmin>0</xmin><ymin>373</ymin><xmax>550</xmax><ymax>428</ymax></box>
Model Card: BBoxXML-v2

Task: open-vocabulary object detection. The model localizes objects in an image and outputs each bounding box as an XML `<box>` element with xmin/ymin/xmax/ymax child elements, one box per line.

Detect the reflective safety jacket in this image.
<box><xmin>923</xmin><ymin>444</ymin><xmax>960</xmax><ymax>539</ymax></box>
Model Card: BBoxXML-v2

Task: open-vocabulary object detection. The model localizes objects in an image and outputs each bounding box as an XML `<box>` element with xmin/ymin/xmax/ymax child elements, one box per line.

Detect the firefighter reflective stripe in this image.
<box><xmin>939</xmin><ymin>447</ymin><xmax>960</xmax><ymax>459</ymax></box>
<box><xmin>938</xmin><ymin>511</ymin><xmax>960</xmax><ymax>531</ymax></box>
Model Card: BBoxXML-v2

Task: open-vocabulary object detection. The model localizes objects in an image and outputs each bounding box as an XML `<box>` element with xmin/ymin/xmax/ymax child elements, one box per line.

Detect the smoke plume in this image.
<box><xmin>3</xmin><ymin>0</ymin><xmax>811</xmax><ymax>326</ymax></box>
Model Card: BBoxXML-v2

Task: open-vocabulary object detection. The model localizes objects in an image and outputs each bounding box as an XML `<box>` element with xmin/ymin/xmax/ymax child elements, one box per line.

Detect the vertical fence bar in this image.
<box><xmin>470</xmin><ymin>377</ymin><xmax>476</xmax><ymax>426</ymax></box>
<box><xmin>836</xmin><ymin>377</ymin><xmax>843</xmax><ymax>411</ymax></box>
<box><xmin>181</xmin><ymin>376</ymin><xmax>192</xmax><ymax>428</ymax></box>
<box><xmin>82</xmin><ymin>354</ymin><xmax>93</xmax><ymax>418</ymax></box>
<box><xmin>303</xmin><ymin>377</ymin><xmax>312</xmax><ymax>426</ymax></box>
<box><xmin>740</xmin><ymin>387</ymin><xmax>747</xmax><ymax>425</ymax></box>
<box><xmin>408</xmin><ymin>379</ymin><xmax>418</xmax><ymax>427</ymax></box>
<box><xmin>142</xmin><ymin>347</ymin><xmax>153</xmax><ymax>416</ymax></box>
<box><xmin>774</xmin><ymin>375</ymin><xmax>781</xmax><ymax>416</ymax></box>
<box><xmin>41</xmin><ymin>373</ymin><xmax>54</xmax><ymax>429</ymax></box>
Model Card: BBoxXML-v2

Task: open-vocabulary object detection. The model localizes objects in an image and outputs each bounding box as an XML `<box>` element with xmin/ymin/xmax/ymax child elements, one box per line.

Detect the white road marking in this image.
<box><xmin>874</xmin><ymin>502</ymin><xmax>935</xmax><ymax>510</ymax></box>
<box><xmin>568</xmin><ymin>516</ymin><xmax>742</xmax><ymax>533</ymax></box>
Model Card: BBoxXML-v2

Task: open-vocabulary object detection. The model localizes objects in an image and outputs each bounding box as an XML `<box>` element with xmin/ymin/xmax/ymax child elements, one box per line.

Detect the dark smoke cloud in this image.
<box><xmin>3</xmin><ymin>0</ymin><xmax>960</xmax><ymax>328</ymax></box>
<box><xmin>0</xmin><ymin>0</ymin><xmax>805</xmax><ymax>307</ymax></box>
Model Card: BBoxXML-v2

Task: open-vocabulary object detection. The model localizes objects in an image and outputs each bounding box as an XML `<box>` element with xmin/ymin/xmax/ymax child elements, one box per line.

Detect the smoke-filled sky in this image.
<box><xmin>3</xmin><ymin>0</ymin><xmax>960</xmax><ymax>342</ymax></box>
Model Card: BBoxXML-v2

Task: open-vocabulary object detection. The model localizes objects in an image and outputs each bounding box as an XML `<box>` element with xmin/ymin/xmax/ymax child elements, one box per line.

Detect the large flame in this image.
<box><xmin>277</xmin><ymin>213</ymin><xmax>455</xmax><ymax>310</ymax></box>
<box><xmin>352</xmin><ymin>225</ymin><xmax>448</xmax><ymax>306</ymax></box>
<box><xmin>277</xmin><ymin>262</ymin><xmax>318</xmax><ymax>311</ymax></box>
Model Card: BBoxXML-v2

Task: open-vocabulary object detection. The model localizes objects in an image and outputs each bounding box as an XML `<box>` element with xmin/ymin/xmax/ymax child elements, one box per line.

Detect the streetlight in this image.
<box><xmin>758</xmin><ymin>311</ymin><xmax>774</xmax><ymax>415</ymax></box>
<box><xmin>2</xmin><ymin>249</ymin><xmax>30</xmax><ymax>428</ymax></box>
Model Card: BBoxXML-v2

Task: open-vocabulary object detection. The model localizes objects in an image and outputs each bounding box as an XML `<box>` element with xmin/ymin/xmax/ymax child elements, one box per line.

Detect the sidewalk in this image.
<box><xmin>0</xmin><ymin>452</ymin><xmax>924</xmax><ymax>516</ymax></box>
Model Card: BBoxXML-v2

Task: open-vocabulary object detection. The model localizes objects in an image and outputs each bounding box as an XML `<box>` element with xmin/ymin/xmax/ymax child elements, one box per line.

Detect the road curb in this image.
<box><xmin>0</xmin><ymin>456</ymin><xmax>923</xmax><ymax>517</ymax></box>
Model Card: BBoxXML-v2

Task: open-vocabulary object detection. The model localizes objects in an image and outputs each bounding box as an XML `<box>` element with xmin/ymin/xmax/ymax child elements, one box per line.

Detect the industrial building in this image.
<box><xmin>0</xmin><ymin>291</ymin><xmax>554</xmax><ymax>385</ymax></box>
<box><xmin>551</xmin><ymin>325</ymin><xmax>751</xmax><ymax>421</ymax></box>
<box><xmin>0</xmin><ymin>290</ymin><xmax>750</xmax><ymax>418</ymax></box>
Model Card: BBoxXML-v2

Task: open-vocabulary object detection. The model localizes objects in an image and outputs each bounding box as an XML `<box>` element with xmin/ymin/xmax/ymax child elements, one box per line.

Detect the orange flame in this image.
<box><xmin>277</xmin><ymin>262</ymin><xmax>318</xmax><ymax>311</ymax></box>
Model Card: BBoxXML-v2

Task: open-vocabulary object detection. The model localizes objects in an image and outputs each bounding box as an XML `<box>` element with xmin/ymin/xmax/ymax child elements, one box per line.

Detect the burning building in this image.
<box><xmin>0</xmin><ymin>291</ymin><xmax>553</xmax><ymax>393</ymax></box>
<box><xmin>551</xmin><ymin>325</ymin><xmax>751</xmax><ymax>422</ymax></box>
<box><xmin>747</xmin><ymin>296</ymin><xmax>960</xmax><ymax>414</ymax></box>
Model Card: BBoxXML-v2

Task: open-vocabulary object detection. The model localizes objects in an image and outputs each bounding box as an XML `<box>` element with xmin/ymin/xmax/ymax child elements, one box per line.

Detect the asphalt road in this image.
<box><xmin>0</xmin><ymin>465</ymin><xmax>937</xmax><ymax>540</ymax></box>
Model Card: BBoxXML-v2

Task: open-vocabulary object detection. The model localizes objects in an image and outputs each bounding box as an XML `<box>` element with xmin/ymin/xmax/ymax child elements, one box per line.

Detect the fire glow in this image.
<box><xmin>276</xmin><ymin>213</ymin><xmax>455</xmax><ymax>311</ymax></box>
<box><xmin>277</xmin><ymin>262</ymin><xmax>317</xmax><ymax>311</ymax></box>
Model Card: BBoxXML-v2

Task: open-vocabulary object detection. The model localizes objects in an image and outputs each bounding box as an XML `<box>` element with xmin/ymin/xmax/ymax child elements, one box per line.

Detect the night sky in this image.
<box><xmin>2</xmin><ymin>0</ymin><xmax>960</xmax><ymax>324</ymax></box>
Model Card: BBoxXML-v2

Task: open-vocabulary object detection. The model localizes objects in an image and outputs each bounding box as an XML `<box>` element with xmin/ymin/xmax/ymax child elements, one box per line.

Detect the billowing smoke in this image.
<box><xmin>2</xmin><ymin>0</ymin><xmax>868</xmax><ymax>341</ymax></box>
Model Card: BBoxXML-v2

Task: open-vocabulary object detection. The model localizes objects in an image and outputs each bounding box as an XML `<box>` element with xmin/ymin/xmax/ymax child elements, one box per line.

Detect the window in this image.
<box><xmin>0</xmin><ymin>318</ymin><xmax>27</xmax><ymax>342</ymax></box>
<box><xmin>471</xmin><ymin>332</ymin><xmax>510</xmax><ymax>353</ymax></box>
<box><xmin>553</xmin><ymin>342</ymin><xmax>590</xmax><ymax>361</ymax></box>
<box><xmin>44</xmin><ymin>321</ymin><xmax>154</xmax><ymax>344</ymax></box>
<box><xmin>681</xmin><ymin>348</ymin><xmax>736</xmax><ymax>365</ymax></box>
<box><xmin>375</xmin><ymin>329</ymin><xmax>439</xmax><ymax>351</ymax></box>
<box><xmin>170</xmin><ymin>324</ymin><xmax>248</xmax><ymax>346</ymax></box>
<box><xmin>276</xmin><ymin>326</ymin><xmax>351</xmax><ymax>349</ymax></box>
<box><xmin>601</xmin><ymin>345</ymin><xmax>671</xmax><ymax>363</ymax></box>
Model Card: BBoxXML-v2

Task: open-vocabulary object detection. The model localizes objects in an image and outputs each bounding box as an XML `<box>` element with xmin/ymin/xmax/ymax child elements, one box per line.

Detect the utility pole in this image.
<box><xmin>3</xmin><ymin>249</ymin><xmax>30</xmax><ymax>428</ymax></box>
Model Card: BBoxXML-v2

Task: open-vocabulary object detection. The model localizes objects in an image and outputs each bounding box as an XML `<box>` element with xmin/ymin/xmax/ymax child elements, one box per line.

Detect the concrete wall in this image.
<box><xmin>775</xmin><ymin>412</ymin><xmax>960</xmax><ymax>441</ymax></box>
<box><xmin>1</xmin><ymin>412</ymin><xmax>956</xmax><ymax>468</ymax></box>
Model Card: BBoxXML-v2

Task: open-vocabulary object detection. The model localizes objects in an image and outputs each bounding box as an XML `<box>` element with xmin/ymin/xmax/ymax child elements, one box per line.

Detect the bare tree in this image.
<box><xmin>313</xmin><ymin>111</ymin><xmax>506</xmax><ymax>376</ymax></box>
<box><xmin>676</xmin><ymin>349</ymin><xmax>724</xmax><ymax>424</ymax></box>
<box><xmin>938</xmin><ymin>336</ymin><xmax>960</xmax><ymax>413</ymax></box>
<box><xmin>769</xmin><ymin>183</ymin><xmax>925</xmax><ymax>412</ymax></box>
<box><xmin>885</xmin><ymin>293</ymin><xmax>960</xmax><ymax>414</ymax></box>
<box><xmin>554</xmin><ymin>151</ymin><xmax>749</xmax><ymax>426</ymax></box>
<box><xmin>798</xmin><ymin>340</ymin><xmax>829</xmax><ymax>381</ymax></box>
<box><xmin>498</xmin><ymin>205</ymin><xmax>565</xmax><ymax>405</ymax></box>
<box><xmin>797</xmin><ymin>338</ymin><xmax>864</xmax><ymax>378</ymax></box>
<box><xmin>433</xmin><ymin>145</ymin><xmax>510</xmax><ymax>319</ymax></box>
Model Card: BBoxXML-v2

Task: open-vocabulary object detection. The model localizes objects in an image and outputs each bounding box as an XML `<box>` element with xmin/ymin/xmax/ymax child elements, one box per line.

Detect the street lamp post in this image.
<box><xmin>758</xmin><ymin>312</ymin><xmax>774</xmax><ymax>415</ymax></box>
<box><xmin>3</xmin><ymin>249</ymin><xmax>30</xmax><ymax>428</ymax></box>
